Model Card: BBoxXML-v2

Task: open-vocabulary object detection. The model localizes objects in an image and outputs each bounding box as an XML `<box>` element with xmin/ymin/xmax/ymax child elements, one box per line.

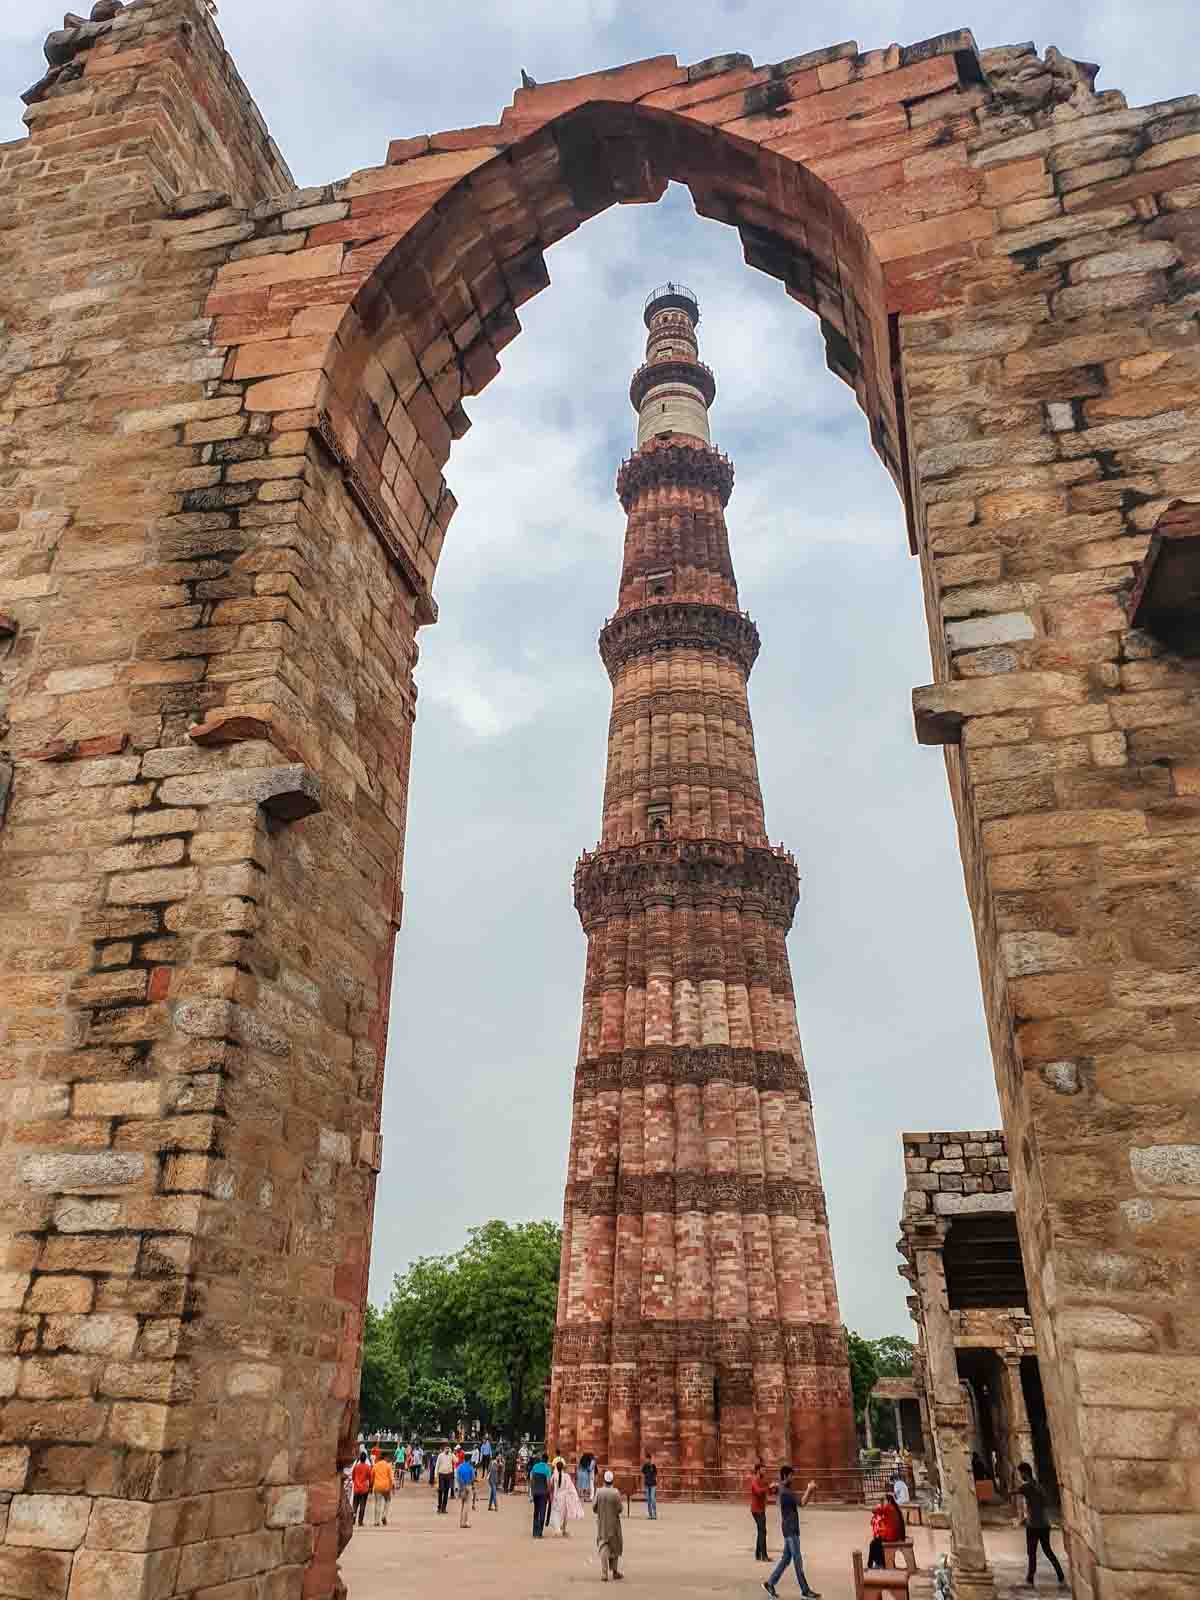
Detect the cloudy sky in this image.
<box><xmin>3</xmin><ymin>1</ymin><xmax>1196</xmax><ymax>1338</ymax></box>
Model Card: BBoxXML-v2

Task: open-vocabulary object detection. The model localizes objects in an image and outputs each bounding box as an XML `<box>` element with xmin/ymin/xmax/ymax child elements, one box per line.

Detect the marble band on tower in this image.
<box><xmin>548</xmin><ymin>284</ymin><xmax>856</xmax><ymax>1490</ymax></box>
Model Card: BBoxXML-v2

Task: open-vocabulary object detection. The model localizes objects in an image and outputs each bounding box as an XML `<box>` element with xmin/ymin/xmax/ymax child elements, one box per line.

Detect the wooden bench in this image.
<box><xmin>852</xmin><ymin>1543</ymin><xmax>919</xmax><ymax>1598</ymax></box>
<box><xmin>884</xmin><ymin>1541</ymin><xmax>918</xmax><ymax>1571</ymax></box>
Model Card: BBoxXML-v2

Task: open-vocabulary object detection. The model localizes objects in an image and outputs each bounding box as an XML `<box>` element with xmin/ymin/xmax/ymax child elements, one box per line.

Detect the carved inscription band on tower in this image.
<box><xmin>549</xmin><ymin>287</ymin><xmax>856</xmax><ymax>1485</ymax></box>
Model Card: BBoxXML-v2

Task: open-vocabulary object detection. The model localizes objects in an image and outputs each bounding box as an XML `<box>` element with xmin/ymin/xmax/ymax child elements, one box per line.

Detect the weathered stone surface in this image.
<box><xmin>156</xmin><ymin>764</ymin><xmax>320</xmax><ymax>819</ymax></box>
<box><xmin>0</xmin><ymin>1545</ymin><xmax>72</xmax><ymax>1598</ymax></box>
<box><xmin>6</xmin><ymin>1494</ymin><xmax>92</xmax><ymax>1549</ymax></box>
<box><xmin>932</xmin><ymin>1189</ymin><xmax>1017</xmax><ymax>1215</ymax></box>
<box><xmin>20</xmin><ymin>1154</ymin><xmax>145</xmax><ymax>1191</ymax></box>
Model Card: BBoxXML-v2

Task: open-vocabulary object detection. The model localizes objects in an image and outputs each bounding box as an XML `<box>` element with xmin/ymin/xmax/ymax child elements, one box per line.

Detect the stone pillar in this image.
<box><xmin>912</xmin><ymin>1227</ymin><xmax>994</xmax><ymax>1600</ymax></box>
<box><xmin>916</xmin><ymin>1389</ymin><xmax>934</xmax><ymax>1471</ymax></box>
<box><xmin>864</xmin><ymin>1398</ymin><xmax>874</xmax><ymax>1451</ymax></box>
<box><xmin>893</xmin><ymin>1400</ymin><xmax>905</xmax><ymax>1453</ymax></box>
<box><xmin>1001</xmin><ymin>1355</ymin><xmax>1035</xmax><ymax>1489</ymax></box>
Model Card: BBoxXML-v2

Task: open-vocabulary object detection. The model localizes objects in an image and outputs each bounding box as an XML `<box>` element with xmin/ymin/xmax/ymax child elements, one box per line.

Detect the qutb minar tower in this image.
<box><xmin>549</xmin><ymin>286</ymin><xmax>856</xmax><ymax>1489</ymax></box>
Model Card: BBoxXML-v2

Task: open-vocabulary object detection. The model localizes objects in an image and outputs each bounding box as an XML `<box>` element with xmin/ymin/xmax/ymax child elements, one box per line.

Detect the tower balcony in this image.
<box><xmin>573</xmin><ymin>834</ymin><xmax>800</xmax><ymax>930</ymax></box>
<box><xmin>643</xmin><ymin>281</ymin><xmax>700</xmax><ymax>327</ymax></box>
<box><xmin>629</xmin><ymin>356</ymin><xmax>716</xmax><ymax>413</ymax></box>
<box><xmin>598</xmin><ymin>599</ymin><xmax>760</xmax><ymax>680</ymax></box>
<box><xmin>615</xmin><ymin>437</ymin><xmax>734</xmax><ymax>509</ymax></box>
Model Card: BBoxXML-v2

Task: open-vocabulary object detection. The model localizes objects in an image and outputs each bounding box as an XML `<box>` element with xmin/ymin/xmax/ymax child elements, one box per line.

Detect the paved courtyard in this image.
<box><xmin>340</xmin><ymin>1489</ymin><xmax>1064</xmax><ymax>1597</ymax></box>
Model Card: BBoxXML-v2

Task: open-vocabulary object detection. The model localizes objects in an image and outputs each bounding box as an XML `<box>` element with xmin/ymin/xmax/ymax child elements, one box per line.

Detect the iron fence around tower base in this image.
<box><xmin>607</xmin><ymin>1465</ymin><xmax>899</xmax><ymax>1507</ymax></box>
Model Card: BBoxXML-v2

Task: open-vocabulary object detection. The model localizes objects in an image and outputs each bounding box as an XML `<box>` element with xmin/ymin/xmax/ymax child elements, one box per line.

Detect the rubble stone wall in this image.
<box><xmin>2</xmin><ymin>3</ymin><xmax>1200</xmax><ymax>1597</ymax></box>
<box><xmin>902</xmin><ymin>1128</ymin><xmax>1013</xmax><ymax>1218</ymax></box>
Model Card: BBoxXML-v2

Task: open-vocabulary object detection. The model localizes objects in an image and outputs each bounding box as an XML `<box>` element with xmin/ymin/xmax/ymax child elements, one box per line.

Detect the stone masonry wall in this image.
<box><xmin>0</xmin><ymin>5</ymin><xmax>410</xmax><ymax>1599</ymax></box>
<box><xmin>902</xmin><ymin>1128</ymin><xmax>1013</xmax><ymax>1221</ymax></box>
<box><xmin>3</xmin><ymin>6</ymin><xmax>1200</xmax><ymax>1599</ymax></box>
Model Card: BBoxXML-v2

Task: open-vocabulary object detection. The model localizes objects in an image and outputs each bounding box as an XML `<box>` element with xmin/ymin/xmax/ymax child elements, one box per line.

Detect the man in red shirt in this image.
<box><xmin>748</xmin><ymin>1460</ymin><xmax>774</xmax><ymax>1562</ymax></box>
<box><xmin>350</xmin><ymin>1450</ymin><xmax>374</xmax><ymax>1526</ymax></box>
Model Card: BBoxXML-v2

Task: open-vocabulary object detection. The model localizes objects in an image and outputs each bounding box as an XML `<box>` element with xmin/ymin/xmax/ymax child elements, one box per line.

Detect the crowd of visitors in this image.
<box><xmin>346</xmin><ymin>1438</ymin><xmax>817</xmax><ymax>1588</ymax></box>
<box><xmin>345</xmin><ymin>1436</ymin><xmax>1065</xmax><ymax>1593</ymax></box>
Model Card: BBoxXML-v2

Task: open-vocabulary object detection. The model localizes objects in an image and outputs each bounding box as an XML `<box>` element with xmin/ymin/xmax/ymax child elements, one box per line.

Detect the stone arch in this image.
<box><xmin>308</xmin><ymin>97</ymin><xmax>905</xmax><ymax>558</ymax></box>
<box><xmin>206</xmin><ymin>69</ymin><xmax>968</xmax><ymax>644</ymax></box>
<box><xmin>4</xmin><ymin>5</ymin><xmax>1200</xmax><ymax>1599</ymax></box>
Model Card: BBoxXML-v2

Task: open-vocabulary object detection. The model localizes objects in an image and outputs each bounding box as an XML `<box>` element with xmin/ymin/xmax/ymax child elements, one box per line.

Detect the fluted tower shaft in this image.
<box><xmin>549</xmin><ymin>286</ymin><xmax>855</xmax><ymax>1492</ymax></box>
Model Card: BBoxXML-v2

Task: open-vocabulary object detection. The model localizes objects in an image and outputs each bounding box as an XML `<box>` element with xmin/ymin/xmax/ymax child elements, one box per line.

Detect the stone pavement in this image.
<box><xmin>340</xmin><ymin>1491</ymin><xmax>1066</xmax><ymax>1597</ymax></box>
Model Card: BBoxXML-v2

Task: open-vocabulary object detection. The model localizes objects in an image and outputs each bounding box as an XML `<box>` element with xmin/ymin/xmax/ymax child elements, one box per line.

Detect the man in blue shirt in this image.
<box><xmin>529</xmin><ymin>1452</ymin><xmax>552</xmax><ymax>1538</ymax></box>
<box><xmin>762</xmin><ymin>1466</ymin><xmax>820</xmax><ymax>1597</ymax></box>
<box><xmin>456</xmin><ymin>1454</ymin><xmax>475</xmax><ymax>1529</ymax></box>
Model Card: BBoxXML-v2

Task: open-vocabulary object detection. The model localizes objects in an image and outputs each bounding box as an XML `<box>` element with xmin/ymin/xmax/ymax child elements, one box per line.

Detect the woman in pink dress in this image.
<box><xmin>547</xmin><ymin>1456</ymin><xmax>584</xmax><ymax>1536</ymax></box>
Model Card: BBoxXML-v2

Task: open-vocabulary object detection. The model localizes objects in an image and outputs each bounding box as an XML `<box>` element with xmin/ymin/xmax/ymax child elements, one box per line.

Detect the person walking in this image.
<box><xmin>504</xmin><ymin>1447</ymin><xmax>518</xmax><ymax>1494</ymax></box>
<box><xmin>428</xmin><ymin>1445</ymin><xmax>437</xmax><ymax>1487</ymax></box>
<box><xmin>371</xmin><ymin>1451</ymin><xmax>394</xmax><ymax>1525</ymax></box>
<box><xmin>529</xmin><ymin>1452</ymin><xmax>552</xmax><ymax>1538</ymax></box>
<box><xmin>547</xmin><ymin>1455</ymin><xmax>584</xmax><ymax>1536</ymax></box>
<box><xmin>578</xmin><ymin>1450</ymin><xmax>595</xmax><ymax>1503</ymax></box>
<box><xmin>393</xmin><ymin>1442</ymin><xmax>405</xmax><ymax>1492</ymax></box>
<box><xmin>1015</xmin><ymin>1462</ymin><xmax>1067</xmax><ymax>1589</ymax></box>
<box><xmin>762</xmin><ymin>1466</ymin><xmax>820</xmax><ymax>1598</ymax></box>
<box><xmin>435</xmin><ymin>1443</ymin><xmax>454</xmax><ymax>1515</ymax></box>
<box><xmin>481</xmin><ymin>1433</ymin><xmax>493</xmax><ymax>1480</ymax></box>
<box><xmin>749</xmin><ymin>1460</ymin><xmax>774</xmax><ymax>1562</ymax></box>
<box><xmin>593</xmin><ymin>1469</ymin><xmax>625</xmax><ymax>1582</ymax></box>
<box><xmin>456</xmin><ymin>1453</ymin><xmax>475</xmax><ymax>1528</ymax></box>
<box><xmin>641</xmin><ymin>1454</ymin><xmax>658</xmax><ymax>1519</ymax></box>
<box><xmin>350</xmin><ymin>1450</ymin><xmax>373</xmax><ymax>1528</ymax></box>
<box><xmin>410</xmin><ymin>1442</ymin><xmax>422</xmax><ymax>1485</ymax></box>
<box><xmin>488</xmin><ymin>1453</ymin><xmax>500</xmax><ymax>1511</ymax></box>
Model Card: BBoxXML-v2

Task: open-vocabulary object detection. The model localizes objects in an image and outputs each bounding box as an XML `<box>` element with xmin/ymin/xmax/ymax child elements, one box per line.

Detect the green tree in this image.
<box><xmin>869</xmin><ymin>1334</ymin><xmax>915</xmax><ymax>1376</ymax></box>
<box><xmin>859</xmin><ymin>1334</ymin><xmax>917</xmax><ymax>1449</ymax></box>
<box><xmin>845</xmin><ymin>1329</ymin><xmax>879</xmax><ymax>1423</ymax></box>
<box><xmin>359</xmin><ymin>1304</ymin><xmax>406</xmax><ymax>1429</ymax></box>
<box><xmin>402</xmin><ymin>1372</ymin><xmax>469</xmax><ymax>1436</ymax></box>
<box><xmin>380</xmin><ymin>1219</ymin><xmax>561</xmax><ymax>1435</ymax></box>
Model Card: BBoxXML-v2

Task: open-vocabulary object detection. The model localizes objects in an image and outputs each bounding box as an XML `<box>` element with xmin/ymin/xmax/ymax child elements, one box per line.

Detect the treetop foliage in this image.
<box><xmin>361</xmin><ymin>1219</ymin><xmax>562</xmax><ymax>1436</ymax></box>
<box><xmin>844</xmin><ymin>1329</ymin><xmax>916</xmax><ymax>1421</ymax></box>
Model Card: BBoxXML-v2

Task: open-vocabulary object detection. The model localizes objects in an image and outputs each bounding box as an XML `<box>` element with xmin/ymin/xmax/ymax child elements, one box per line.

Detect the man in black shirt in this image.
<box><xmin>641</xmin><ymin>1455</ymin><xmax>658</xmax><ymax>1519</ymax></box>
<box><xmin>762</xmin><ymin>1465</ymin><xmax>820</xmax><ymax>1597</ymax></box>
<box><xmin>1015</xmin><ymin>1462</ymin><xmax>1066</xmax><ymax>1588</ymax></box>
